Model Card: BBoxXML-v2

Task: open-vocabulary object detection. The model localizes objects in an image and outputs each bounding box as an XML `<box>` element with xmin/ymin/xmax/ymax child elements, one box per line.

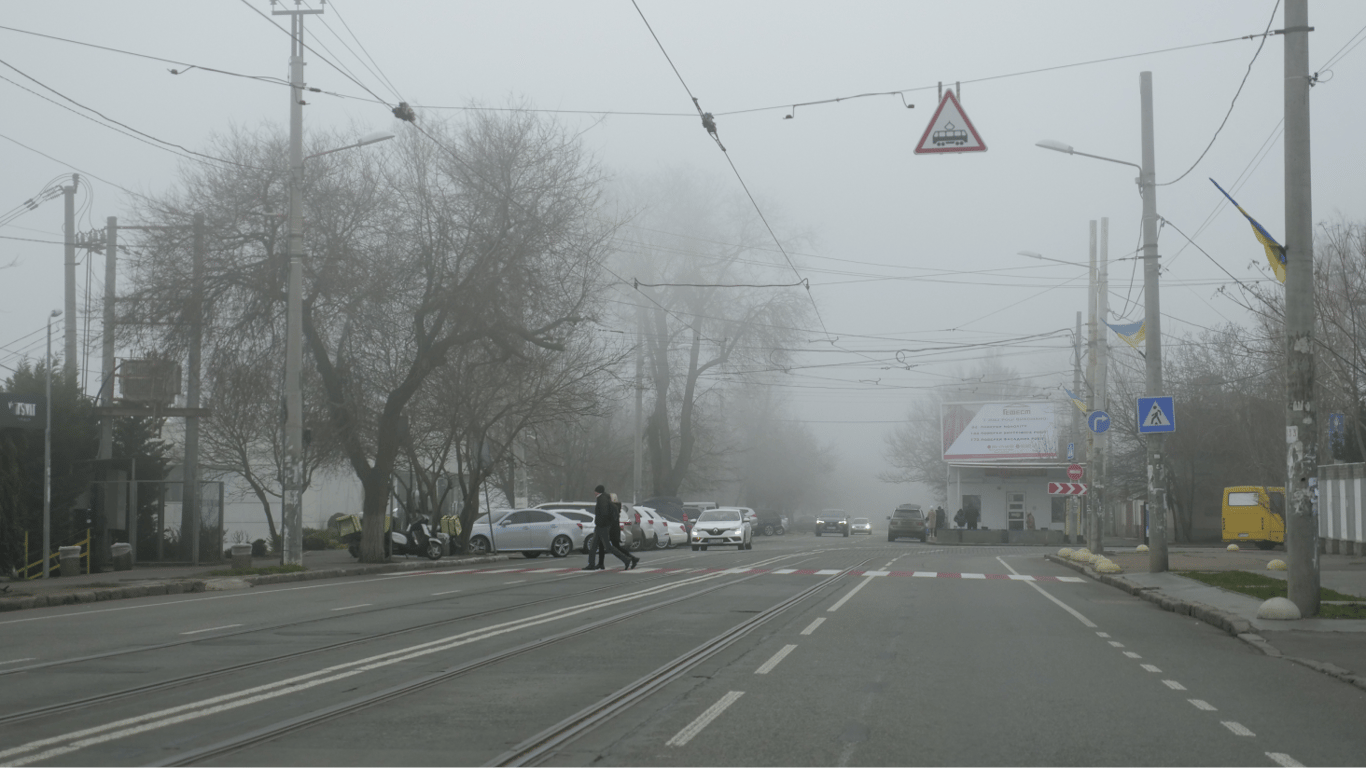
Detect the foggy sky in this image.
<box><xmin>2</xmin><ymin>0</ymin><xmax>1363</xmax><ymax>516</ymax></box>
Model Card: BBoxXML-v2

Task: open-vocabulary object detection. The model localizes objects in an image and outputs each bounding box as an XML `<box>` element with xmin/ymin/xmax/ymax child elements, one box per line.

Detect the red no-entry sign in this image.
<box><xmin>1067</xmin><ymin>463</ymin><xmax>1084</xmax><ymax>481</ymax></box>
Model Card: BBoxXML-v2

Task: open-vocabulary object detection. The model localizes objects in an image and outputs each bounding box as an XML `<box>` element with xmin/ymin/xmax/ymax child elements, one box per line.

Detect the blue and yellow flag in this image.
<box><xmin>1062</xmin><ymin>386</ymin><xmax>1088</xmax><ymax>414</ymax></box>
<box><xmin>1210</xmin><ymin>178</ymin><xmax>1286</xmax><ymax>284</ymax></box>
<box><xmin>1107</xmin><ymin>320</ymin><xmax>1145</xmax><ymax>353</ymax></box>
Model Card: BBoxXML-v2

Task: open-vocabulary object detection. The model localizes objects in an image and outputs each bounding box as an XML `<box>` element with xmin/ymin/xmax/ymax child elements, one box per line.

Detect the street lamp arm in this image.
<box><xmin>305</xmin><ymin>131</ymin><xmax>396</xmax><ymax>160</ymax></box>
<box><xmin>1035</xmin><ymin>140</ymin><xmax>1141</xmax><ymax>171</ymax></box>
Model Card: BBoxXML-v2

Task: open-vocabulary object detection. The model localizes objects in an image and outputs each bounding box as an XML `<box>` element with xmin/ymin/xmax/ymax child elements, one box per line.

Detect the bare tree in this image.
<box><xmin>122</xmin><ymin>111</ymin><xmax>614</xmax><ymax>562</ymax></box>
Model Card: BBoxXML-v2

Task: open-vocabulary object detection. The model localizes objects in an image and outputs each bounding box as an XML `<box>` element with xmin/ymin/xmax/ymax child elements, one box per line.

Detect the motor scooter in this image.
<box><xmin>388</xmin><ymin>516</ymin><xmax>445</xmax><ymax>560</ymax></box>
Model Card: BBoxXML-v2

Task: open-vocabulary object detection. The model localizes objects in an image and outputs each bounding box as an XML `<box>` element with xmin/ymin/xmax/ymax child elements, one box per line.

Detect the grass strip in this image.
<box><xmin>1178</xmin><ymin>570</ymin><xmax>1361</xmax><ymax>603</ymax></box>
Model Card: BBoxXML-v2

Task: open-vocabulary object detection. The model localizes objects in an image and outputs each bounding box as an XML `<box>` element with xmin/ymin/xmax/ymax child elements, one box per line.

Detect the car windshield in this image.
<box><xmin>697</xmin><ymin>509</ymin><xmax>741</xmax><ymax>522</ymax></box>
<box><xmin>852</xmin><ymin>518</ymin><xmax>869</xmax><ymax>525</ymax></box>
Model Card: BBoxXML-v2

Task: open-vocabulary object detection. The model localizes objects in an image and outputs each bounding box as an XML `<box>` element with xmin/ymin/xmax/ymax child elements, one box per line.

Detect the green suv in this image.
<box><xmin>887</xmin><ymin>504</ymin><xmax>927</xmax><ymax>542</ymax></box>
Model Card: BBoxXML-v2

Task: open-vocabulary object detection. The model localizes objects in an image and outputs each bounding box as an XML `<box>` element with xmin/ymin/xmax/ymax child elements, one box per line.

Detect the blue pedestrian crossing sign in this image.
<box><xmin>1087</xmin><ymin>410</ymin><xmax>1111</xmax><ymax>434</ymax></box>
<box><xmin>1137</xmin><ymin>396</ymin><xmax>1176</xmax><ymax>433</ymax></box>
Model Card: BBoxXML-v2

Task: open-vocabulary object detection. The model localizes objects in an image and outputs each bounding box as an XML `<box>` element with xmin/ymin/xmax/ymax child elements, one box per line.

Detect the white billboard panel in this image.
<box><xmin>941</xmin><ymin>401</ymin><xmax>1058</xmax><ymax>461</ymax></box>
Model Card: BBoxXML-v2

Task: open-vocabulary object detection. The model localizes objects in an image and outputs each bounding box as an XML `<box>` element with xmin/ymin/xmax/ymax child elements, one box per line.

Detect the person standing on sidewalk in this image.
<box><xmin>587</xmin><ymin>485</ymin><xmax>636</xmax><ymax>570</ymax></box>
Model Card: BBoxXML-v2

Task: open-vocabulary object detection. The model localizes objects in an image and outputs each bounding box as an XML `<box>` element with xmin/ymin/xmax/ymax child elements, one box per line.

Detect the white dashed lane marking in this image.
<box><xmin>1162</xmin><ymin>680</ymin><xmax>1187</xmax><ymax>691</ymax></box>
<box><xmin>755</xmin><ymin>644</ymin><xmax>797</xmax><ymax>675</ymax></box>
<box><xmin>179</xmin><ymin>624</ymin><xmax>242</xmax><ymax>635</ymax></box>
<box><xmin>666</xmin><ymin>691</ymin><xmax>744</xmax><ymax>747</ymax></box>
<box><xmin>1140</xmin><ymin>664</ymin><xmax>1162</xmax><ymax>673</ymax></box>
<box><xmin>1188</xmin><ymin>699</ymin><xmax>1217</xmax><ymax>711</ymax></box>
<box><xmin>1123</xmin><ymin>651</ymin><xmax>1141</xmax><ymax>659</ymax></box>
<box><xmin>1108</xmin><ymin>641</ymin><xmax>1125</xmax><ymax>648</ymax></box>
<box><xmin>330</xmin><ymin>604</ymin><xmax>371</xmax><ymax>611</ymax></box>
<box><xmin>431</xmin><ymin>589</ymin><xmax>461</xmax><ymax>596</ymax></box>
<box><xmin>800</xmin><ymin>618</ymin><xmax>825</xmax><ymax>635</ymax></box>
<box><xmin>1266</xmin><ymin>752</ymin><xmax>1303</xmax><ymax>767</ymax></box>
<box><xmin>1095</xmin><ymin>632</ymin><xmax>1110</xmax><ymax>638</ymax></box>
<box><xmin>0</xmin><ymin>658</ymin><xmax>36</xmax><ymax>666</ymax></box>
<box><xmin>1221</xmin><ymin>721</ymin><xmax>1255</xmax><ymax>737</ymax></box>
<box><xmin>827</xmin><ymin>578</ymin><xmax>874</xmax><ymax>613</ymax></box>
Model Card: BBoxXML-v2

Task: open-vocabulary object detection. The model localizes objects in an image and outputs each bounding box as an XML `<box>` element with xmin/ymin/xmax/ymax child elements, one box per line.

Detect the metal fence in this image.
<box><xmin>1319</xmin><ymin>463</ymin><xmax>1364</xmax><ymax>552</ymax></box>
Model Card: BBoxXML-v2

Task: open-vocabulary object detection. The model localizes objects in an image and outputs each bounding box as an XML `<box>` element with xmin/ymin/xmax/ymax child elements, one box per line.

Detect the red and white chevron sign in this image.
<box><xmin>1048</xmin><ymin>482</ymin><xmax>1088</xmax><ymax>495</ymax></box>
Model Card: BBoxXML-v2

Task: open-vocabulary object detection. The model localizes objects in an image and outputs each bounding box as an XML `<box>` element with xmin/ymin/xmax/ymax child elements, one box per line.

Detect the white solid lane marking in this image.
<box><xmin>179</xmin><ymin>624</ymin><xmax>243</xmax><ymax>636</ymax></box>
<box><xmin>431</xmin><ymin>590</ymin><xmax>462</xmax><ymax>596</ymax></box>
<box><xmin>1123</xmin><ymin>651</ymin><xmax>1141</xmax><ymax>659</ymax></box>
<box><xmin>330</xmin><ymin>604</ymin><xmax>372</xmax><ymax>611</ymax></box>
<box><xmin>0</xmin><ymin>658</ymin><xmax>36</xmax><ymax>666</ymax></box>
<box><xmin>827</xmin><ymin>577</ymin><xmax>875</xmax><ymax>612</ymax></box>
<box><xmin>996</xmin><ymin>556</ymin><xmax>1096</xmax><ymax>628</ymax></box>
<box><xmin>503</xmin><ymin>580</ymin><xmax>526</xmax><ymax>584</ymax></box>
<box><xmin>1096</xmin><ymin>632</ymin><xmax>1110</xmax><ymax>638</ymax></box>
<box><xmin>800</xmin><ymin>618</ymin><xmax>825</xmax><ymax>636</ymax></box>
<box><xmin>1188</xmin><ymin>699</ymin><xmax>1217</xmax><ymax>711</ymax></box>
<box><xmin>755</xmin><ymin>644</ymin><xmax>797</xmax><ymax>674</ymax></box>
<box><xmin>1266</xmin><ymin>752</ymin><xmax>1303</xmax><ymax>767</ymax></box>
<box><xmin>666</xmin><ymin>691</ymin><xmax>745</xmax><ymax>747</ymax></box>
<box><xmin>1162</xmin><ymin>680</ymin><xmax>1187</xmax><ymax>691</ymax></box>
<box><xmin>1222</xmin><ymin>721</ymin><xmax>1255</xmax><ymax>737</ymax></box>
<box><xmin>1141</xmin><ymin>664</ymin><xmax>1162</xmax><ymax>673</ymax></box>
<box><xmin>1108</xmin><ymin>641</ymin><xmax>1125</xmax><ymax>648</ymax></box>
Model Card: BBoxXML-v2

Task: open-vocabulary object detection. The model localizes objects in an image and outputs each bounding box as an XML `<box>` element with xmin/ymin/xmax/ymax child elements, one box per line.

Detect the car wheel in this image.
<box><xmin>628</xmin><ymin>534</ymin><xmax>642</xmax><ymax>551</ymax></box>
<box><xmin>763</xmin><ymin>524</ymin><xmax>774</xmax><ymax>536</ymax></box>
<box><xmin>468</xmin><ymin>536</ymin><xmax>490</xmax><ymax>555</ymax></box>
<box><xmin>701</xmin><ymin>545</ymin><xmax>708</xmax><ymax>551</ymax></box>
<box><xmin>692</xmin><ymin>545</ymin><xmax>699</xmax><ymax>551</ymax></box>
<box><xmin>1254</xmin><ymin>540</ymin><xmax>1277</xmax><ymax>550</ymax></box>
<box><xmin>843</xmin><ymin>530</ymin><xmax>849</xmax><ymax>537</ymax></box>
<box><xmin>746</xmin><ymin>541</ymin><xmax>753</xmax><ymax>550</ymax></box>
<box><xmin>651</xmin><ymin>534</ymin><xmax>661</xmax><ymax>550</ymax></box>
<box><xmin>583</xmin><ymin>533</ymin><xmax>596</xmax><ymax>554</ymax></box>
<box><xmin>426</xmin><ymin>540</ymin><xmax>443</xmax><ymax>560</ymax></box>
<box><xmin>550</xmin><ymin>535</ymin><xmax>573</xmax><ymax>558</ymax></box>
<box><xmin>776</xmin><ymin>526</ymin><xmax>785</xmax><ymax>535</ymax></box>
<box><xmin>888</xmin><ymin>534</ymin><xmax>896</xmax><ymax>542</ymax></box>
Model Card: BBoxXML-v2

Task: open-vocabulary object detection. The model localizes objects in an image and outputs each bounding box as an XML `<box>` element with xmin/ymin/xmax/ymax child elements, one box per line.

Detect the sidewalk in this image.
<box><xmin>1</xmin><ymin>548</ymin><xmax>509</xmax><ymax>613</ymax></box>
<box><xmin>1048</xmin><ymin>542</ymin><xmax>1366</xmax><ymax>692</ymax></box>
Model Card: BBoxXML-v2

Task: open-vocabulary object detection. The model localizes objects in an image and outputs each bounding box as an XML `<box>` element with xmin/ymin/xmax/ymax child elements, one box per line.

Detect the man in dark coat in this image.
<box><xmin>586</xmin><ymin>485</ymin><xmax>636</xmax><ymax>570</ymax></box>
<box><xmin>966</xmin><ymin>507</ymin><xmax>980</xmax><ymax>530</ymax></box>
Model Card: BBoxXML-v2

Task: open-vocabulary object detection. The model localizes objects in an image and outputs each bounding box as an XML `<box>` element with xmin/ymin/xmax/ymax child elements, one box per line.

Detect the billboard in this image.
<box><xmin>942</xmin><ymin>401</ymin><xmax>1058</xmax><ymax>461</ymax></box>
<box><xmin>0</xmin><ymin>394</ymin><xmax>45</xmax><ymax>430</ymax></box>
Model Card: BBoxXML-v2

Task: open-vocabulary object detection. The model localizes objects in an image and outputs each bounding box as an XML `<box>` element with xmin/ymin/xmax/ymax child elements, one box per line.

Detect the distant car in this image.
<box><xmin>635</xmin><ymin>506</ymin><xmax>671</xmax><ymax>549</ymax></box>
<box><xmin>887</xmin><ymin>504</ymin><xmax>927</xmax><ymax>542</ymax></box>
<box><xmin>659</xmin><ymin>516</ymin><xmax>688</xmax><ymax>548</ymax></box>
<box><xmin>467</xmin><ymin>509</ymin><xmax>587</xmax><ymax>557</ymax></box>
<box><xmin>541</xmin><ymin>508</ymin><xmax>596</xmax><ymax>552</ymax></box>
<box><xmin>850</xmin><ymin>517</ymin><xmax>872</xmax><ymax>535</ymax></box>
<box><xmin>755</xmin><ymin>510</ymin><xmax>788</xmax><ymax>536</ymax></box>
<box><xmin>691</xmin><ymin>508</ymin><xmax>752</xmax><ymax>551</ymax></box>
<box><xmin>814</xmin><ymin>510</ymin><xmax>849</xmax><ymax>537</ymax></box>
<box><xmin>715</xmin><ymin>507</ymin><xmax>758</xmax><ymax>546</ymax></box>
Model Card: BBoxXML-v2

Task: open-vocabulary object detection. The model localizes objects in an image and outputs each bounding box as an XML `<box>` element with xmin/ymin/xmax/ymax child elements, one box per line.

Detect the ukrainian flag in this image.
<box><xmin>1210</xmin><ymin>178</ymin><xmax>1286</xmax><ymax>284</ymax></box>
<box><xmin>1107</xmin><ymin>320</ymin><xmax>1145</xmax><ymax>353</ymax></box>
<box><xmin>1062</xmin><ymin>387</ymin><xmax>1088</xmax><ymax>414</ymax></box>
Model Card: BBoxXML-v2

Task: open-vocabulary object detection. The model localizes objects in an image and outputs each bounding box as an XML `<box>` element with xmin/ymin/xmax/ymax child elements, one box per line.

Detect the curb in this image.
<box><xmin>0</xmin><ymin>554</ymin><xmax>509</xmax><ymax>613</ymax></box>
<box><xmin>1044</xmin><ymin>554</ymin><xmax>1366</xmax><ymax>693</ymax></box>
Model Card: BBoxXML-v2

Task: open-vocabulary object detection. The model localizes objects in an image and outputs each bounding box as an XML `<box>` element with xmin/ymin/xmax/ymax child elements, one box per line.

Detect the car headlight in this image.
<box><xmin>729</xmin><ymin>528</ymin><xmax>743</xmax><ymax>536</ymax></box>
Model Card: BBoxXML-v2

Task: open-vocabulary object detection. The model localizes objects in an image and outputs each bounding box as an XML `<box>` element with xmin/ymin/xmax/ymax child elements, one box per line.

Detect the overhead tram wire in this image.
<box><xmin>1156</xmin><ymin>0</ymin><xmax>1280</xmax><ymax>187</ymax></box>
<box><xmin>315</xmin><ymin>1</ymin><xmax>406</xmax><ymax>104</ymax></box>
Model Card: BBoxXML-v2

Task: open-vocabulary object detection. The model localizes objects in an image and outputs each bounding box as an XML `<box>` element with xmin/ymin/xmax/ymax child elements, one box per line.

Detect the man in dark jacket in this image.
<box><xmin>586</xmin><ymin>485</ymin><xmax>637</xmax><ymax>570</ymax></box>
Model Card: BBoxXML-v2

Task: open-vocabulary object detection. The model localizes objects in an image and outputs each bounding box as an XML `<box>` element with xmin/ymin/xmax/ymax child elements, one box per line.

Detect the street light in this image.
<box><xmin>44</xmin><ymin>309</ymin><xmax>61</xmax><ymax>578</ymax></box>
<box><xmin>282</xmin><ymin>131</ymin><xmax>396</xmax><ymax>566</ymax></box>
<box><xmin>1017</xmin><ymin>250</ymin><xmax>1089</xmax><ymax>268</ymax></box>
<box><xmin>1035</xmin><ymin>70</ymin><xmax>1166</xmax><ymax>571</ymax></box>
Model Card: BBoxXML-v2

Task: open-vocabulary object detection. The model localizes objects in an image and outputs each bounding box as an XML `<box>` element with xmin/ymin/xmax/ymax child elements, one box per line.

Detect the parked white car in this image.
<box><xmin>634</xmin><ymin>506</ymin><xmax>674</xmax><ymax>549</ymax></box>
<box><xmin>659</xmin><ymin>516</ymin><xmax>688</xmax><ymax>548</ymax></box>
<box><xmin>467</xmin><ymin>508</ymin><xmax>587</xmax><ymax>558</ymax></box>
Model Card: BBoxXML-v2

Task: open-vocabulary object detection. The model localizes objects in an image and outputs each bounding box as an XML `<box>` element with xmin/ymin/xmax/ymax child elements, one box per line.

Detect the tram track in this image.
<box><xmin>146</xmin><ymin>556</ymin><xmax>870</xmax><ymax>767</ymax></box>
<box><xmin>0</xmin><ymin>552</ymin><xmax>809</xmax><ymax>731</ymax></box>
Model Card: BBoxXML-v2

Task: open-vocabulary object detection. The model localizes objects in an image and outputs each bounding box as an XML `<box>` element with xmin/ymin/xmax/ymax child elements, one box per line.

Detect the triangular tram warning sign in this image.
<box><xmin>915</xmin><ymin>89</ymin><xmax>986</xmax><ymax>154</ymax></box>
<box><xmin>1144</xmin><ymin>401</ymin><xmax>1171</xmax><ymax>428</ymax></box>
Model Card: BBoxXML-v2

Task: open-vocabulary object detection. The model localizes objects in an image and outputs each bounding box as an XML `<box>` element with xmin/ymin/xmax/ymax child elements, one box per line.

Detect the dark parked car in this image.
<box><xmin>814</xmin><ymin>510</ymin><xmax>849</xmax><ymax>537</ymax></box>
<box><xmin>755</xmin><ymin>509</ymin><xmax>787</xmax><ymax>536</ymax></box>
<box><xmin>887</xmin><ymin>504</ymin><xmax>928</xmax><ymax>542</ymax></box>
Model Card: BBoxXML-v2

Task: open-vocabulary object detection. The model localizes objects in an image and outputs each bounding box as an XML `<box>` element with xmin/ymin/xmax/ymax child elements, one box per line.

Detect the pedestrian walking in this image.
<box><xmin>936</xmin><ymin>507</ymin><xmax>947</xmax><ymax>531</ymax></box>
<box><xmin>953</xmin><ymin>508</ymin><xmax>966</xmax><ymax>529</ymax></box>
<box><xmin>966</xmin><ymin>507</ymin><xmax>980</xmax><ymax>530</ymax></box>
<box><xmin>585</xmin><ymin>485</ymin><xmax>636</xmax><ymax>571</ymax></box>
<box><xmin>927</xmin><ymin>506</ymin><xmax>940</xmax><ymax>537</ymax></box>
<box><xmin>1026</xmin><ymin>511</ymin><xmax>1036</xmax><ymax>530</ymax></box>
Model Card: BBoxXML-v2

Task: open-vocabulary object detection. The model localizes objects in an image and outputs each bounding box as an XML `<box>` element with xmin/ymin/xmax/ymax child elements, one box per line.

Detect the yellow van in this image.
<box><xmin>1221</xmin><ymin>486</ymin><xmax>1286</xmax><ymax>549</ymax></box>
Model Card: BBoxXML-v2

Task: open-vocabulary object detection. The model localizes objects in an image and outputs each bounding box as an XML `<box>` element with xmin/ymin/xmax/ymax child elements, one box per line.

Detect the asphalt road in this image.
<box><xmin>1</xmin><ymin>531</ymin><xmax>1363</xmax><ymax>767</ymax></box>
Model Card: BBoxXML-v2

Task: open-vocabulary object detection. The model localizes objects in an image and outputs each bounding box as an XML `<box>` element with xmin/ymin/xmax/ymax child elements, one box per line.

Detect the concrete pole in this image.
<box><xmin>1141</xmin><ymin>71</ymin><xmax>1169</xmax><ymax>572</ymax></box>
<box><xmin>1071</xmin><ymin>310</ymin><xmax>1082</xmax><ymax>544</ymax></box>
<box><xmin>1096</xmin><ymin>217</ymin><xmax>1110</xmax><ymax>553</ymax></box>
<box><xmin>282</xmin><ymin>11</ymin><xmax>308</xmax><ymax>567</ymax></box>
<box><xmin>1086</xmin><ymin>220</ymin><xmax>1097</xmax><ymax>547</ymax></box>
<box><xmin>633</xmin><ymin>307</ymin><xmax>644</xmax><ymax>505</ymax></box>
<box><xmin>1283</xmin><ymin>0</ymin><xmax>1319</xmax><ymax>615</ymax></box>
<box><xmin>183</xmin><ymin>213</ymin><xmax>205</xmax><ymax>565</ymax></box>
<box><xmin>63</xmin><ymin>175</ymin><xmax>78</xmax><ymax>384</ymax></box>
<box><xmin>44</xmin><ymin>311</ymin><xmax>57</xmax><ymax>578</ymax></box>
<box><xmin>95</xmin><ymin>217</ymin><xmax>117</xmax><ymax>571</ymax></box>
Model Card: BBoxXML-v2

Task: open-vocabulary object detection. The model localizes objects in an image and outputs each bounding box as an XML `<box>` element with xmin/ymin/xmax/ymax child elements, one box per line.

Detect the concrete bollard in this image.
<box><xmin>58</xmin><ymin>545</ymin><xmax>82</xmax><ymax>577</ymax></box>
<box><xmin>111</xmin><ymin>542</ymin><xmax>132</xmax><ymax>571</ymax></box>
<box><xmin>231</xmin><ymin>543</ymin><xmax>254</xmax><ymax>572</ymax></box>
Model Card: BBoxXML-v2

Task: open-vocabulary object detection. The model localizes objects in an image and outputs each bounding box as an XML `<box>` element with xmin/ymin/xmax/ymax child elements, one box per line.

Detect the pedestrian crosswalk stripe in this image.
<box><xmin>438</xmin><ymin>566</ymin><xmax>1083</xmax><ymax>582</ymax></box>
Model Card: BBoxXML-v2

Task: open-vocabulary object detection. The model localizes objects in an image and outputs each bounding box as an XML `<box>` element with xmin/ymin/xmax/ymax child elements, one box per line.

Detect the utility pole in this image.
<box><xmin>1085</xmin><ymin>220</ymin><xmax>1098</xmax><ymax>547</ymax></box>
<box><xmin>94</xmin><ymin>218</ymin><xmax>118</xmax><ymax>570</ymax></box>
<box><xmin>633</xmin><ymin>307</ymin><xmax>644</xmax><ymax>505</ymax></box>
<box><xmin>1095</xmin><ymin>217</ymin><xmax>1110</xmax><ymax>554</ymax></box>
<box><xmin>62</xmin><ymin>175</ymin><xmax>78</xmax><ymax>383</ymax></box>
<box><xmin>1140</xmin><ymin>71</ymin><xmax>1169</xmax><ymax>572</ymax></box>
<box><xmin>275</xmin><ymin>0</ymin><xmax>320</xmax><ymax>567</ymax></box>
<box><xmin>1283</xmin><ymin>0</ymin><xmax>1319</xmax><ymax>615</ymax></box>
<box><xmin>183</xmin><ymin>213</ymin><xmax>205</xmax><ymax>565</ymax></box>
<box><xmin>44</xmin><ymin>310</ymin><xmax>60</xmax><ymax>578</ymax></box>
<box><xmin>1070</xmin><ymin>310</ymin><xmax>1082</xmax><ymax>544</ymax></box>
